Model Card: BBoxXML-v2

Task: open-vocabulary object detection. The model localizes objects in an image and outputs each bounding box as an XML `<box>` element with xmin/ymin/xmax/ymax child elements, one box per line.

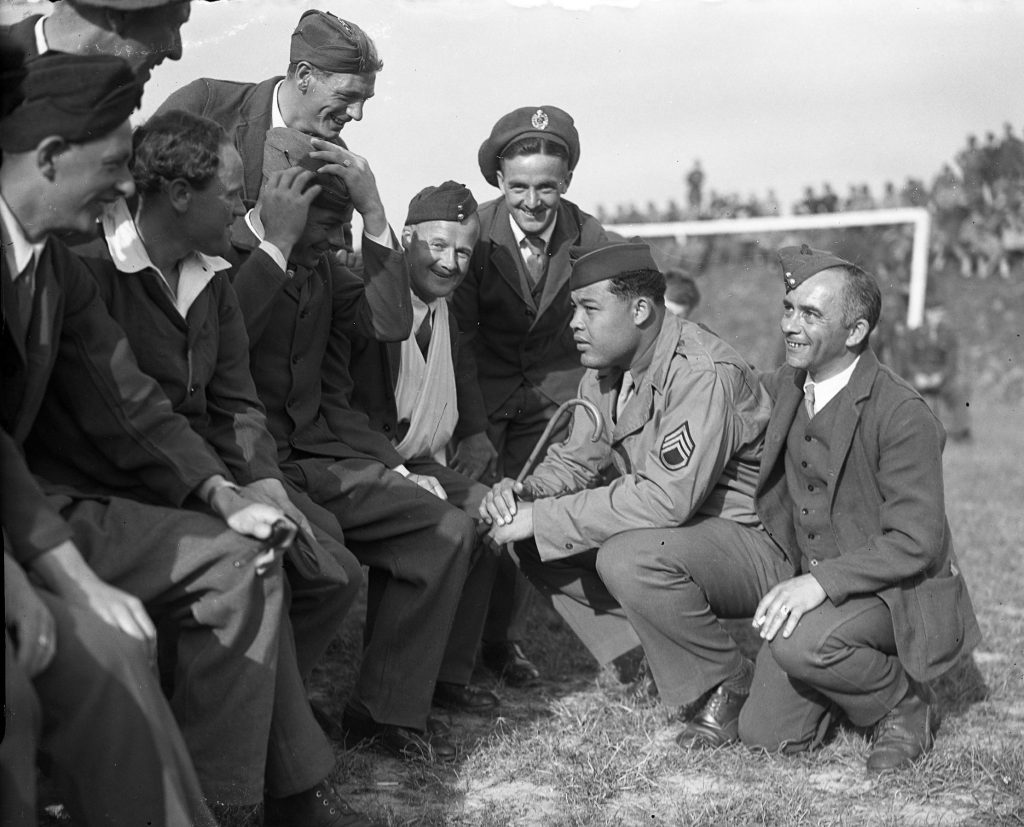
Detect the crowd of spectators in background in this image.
<box><xmin>600</xmin><ymin>124</ymin><xmax>1024</xmax><ymax>282</ymax></box>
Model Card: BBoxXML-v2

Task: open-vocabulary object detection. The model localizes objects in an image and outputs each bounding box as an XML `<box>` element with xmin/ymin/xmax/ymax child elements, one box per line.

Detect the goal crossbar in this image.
<box><xmin>611</xmin><ymin>207</ymin><xmax>932</xmax><ymax>328</ymax></box>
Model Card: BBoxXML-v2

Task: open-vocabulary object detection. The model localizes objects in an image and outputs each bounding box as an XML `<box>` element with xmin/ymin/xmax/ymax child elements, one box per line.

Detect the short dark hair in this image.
<box><xmin>608</xmin><ymin>269</ymin><xmax>666</xmax><ymax>305</ymax></box>
<box><xmin>836</xmin><ymin>266</ymin><xmax>882</xmax><ymax>341</ymax></box>
<box><xmin>131</xmin><ymin>110</ymin><xmax>228</xmax><ymax>196</ymax></box>
<box><xmin>499</xmin><ymin>136</ymin><xmax>570</xmax><ymax>167</ymax></box>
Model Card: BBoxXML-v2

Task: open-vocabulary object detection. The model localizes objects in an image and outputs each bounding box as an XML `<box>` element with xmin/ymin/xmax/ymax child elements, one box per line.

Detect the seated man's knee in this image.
<box><xmin>595</xmin><ymin>530</ymin><xmax>661</xmax><ymax>596</ymax></box>
<box><xmin>767</xmin><ymin>630</ymin><xmax>822</xmax><ymax>685</ymax></box>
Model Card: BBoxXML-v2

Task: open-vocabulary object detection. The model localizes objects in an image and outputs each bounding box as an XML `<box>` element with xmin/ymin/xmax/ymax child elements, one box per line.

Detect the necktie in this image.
<box><xmin>13</xmin><ymin>256</ymin><xmax>35</xmax><ymax>339</ymax></box>
<box><xmin>415</xmin><ymin>309</ymin><xmax>433</xmax><ymax>355</ymax></box>
<box><xmin>616</xmin><ymin>371</ymin><xmax>635</xmax><ymax>421</ymax></box>
<box><xmin>804</xmin><ymin>382</ymin><xmax>815</xmax><ymax>419</ymax></box>
<box><xmin>523</xmin><ymin>234</ymin><xmax>546</xmax><ymax>287</ymax></box>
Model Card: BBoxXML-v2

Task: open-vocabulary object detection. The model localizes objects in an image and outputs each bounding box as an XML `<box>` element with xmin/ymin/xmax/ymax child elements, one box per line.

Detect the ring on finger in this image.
<box><xmin>780</xmin><ymin>604</ymin><xmax>790</xmax><ymax>613</ymax></box>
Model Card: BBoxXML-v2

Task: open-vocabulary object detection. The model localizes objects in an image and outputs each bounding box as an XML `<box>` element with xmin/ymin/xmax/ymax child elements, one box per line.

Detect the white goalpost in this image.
<box><xmin>611</xmin><ymin>207</ymin><xmax>932</xmax><ymax>329</ymax></box>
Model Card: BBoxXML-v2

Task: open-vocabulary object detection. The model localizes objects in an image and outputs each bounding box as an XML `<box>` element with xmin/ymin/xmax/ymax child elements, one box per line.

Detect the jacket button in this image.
<box><xmin>801</xmin><ymin>508</ymin><xmax>809</xmax><ymax>515</ymax></box>
<box><xmin>808</xmin><ymin>533</ymin><xmax>815</xmax><ymax>540</ymax></box>
<box><xmin>807</xmin><ymin>484</ymin><xmax>813</xmax><ymax>491</ymax></box>
<box><xmin>525</xmin><ymin>309</ymin><xmax>535</xmax><ymax>317</ymax></box>
<box><xmin>291</xmin><ymin>355</ymin><xmax>301</xmax><ymax>365</ymax></box>
<box><xmin>189</xmin><ymin>385</ymin><xmax>198</xmax><ymax>394</ymax></box>
<box><xmin>801</xmin><ymin>461</ymin><xmax>808</xmax><ymax>468</ymax></box>
<box><xmin>564</xmin><ymin>542</ymin><xmax>573</xmax><ymax>550</ymax></box>
<box><xmin>383</xmin><ymin>424</ymin><xmax>391</xmax><ymax>433</ymax></box>
<box><xmin>804</xmin><ymin>436</ymin><xmax>812</xmax><ymax>442</ymax></box>
<box><xmin>300</xmin><ymin>309</ymin><xmax>310</xmax><ymax>319</ymax></box>
<box><xmin>810</xmin><ymin>559</ymin><xmax>819</xmax><ymax>566</ymax></box>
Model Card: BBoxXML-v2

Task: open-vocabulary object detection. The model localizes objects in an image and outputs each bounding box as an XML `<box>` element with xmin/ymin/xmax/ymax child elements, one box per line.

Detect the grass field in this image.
<box><xmin>310</xmin><ymin>402</ymin><xmax>1023</xmax><ymax>825</ymax></box>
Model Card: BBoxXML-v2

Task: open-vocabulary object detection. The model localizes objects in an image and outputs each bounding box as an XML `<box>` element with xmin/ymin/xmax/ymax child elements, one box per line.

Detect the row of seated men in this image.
<box><xmin>1</xmin><ymin>4</ymin><xmax>980</xmax><ymax>827</ymax></box>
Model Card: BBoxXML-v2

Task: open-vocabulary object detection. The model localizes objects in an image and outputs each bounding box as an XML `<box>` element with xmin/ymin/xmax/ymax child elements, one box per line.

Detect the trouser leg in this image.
<box><xmin>34</xmin><ymin>593</ymin><xmax>215</xmax><ymax>827</ymax></box>
<box><xmin>59</xmin><ymin>496</ymin><xmax>282</xmax><ymax>806</ymax></box>
<box><xmin>596</xmin><ymin>518</ymin><xmax>791</xmax><ymax>708</ymax></box>
<box><xmin>264</xmin><ymin>582</ymin><xmax>336</xmax><ymax>799</ymax></box>
<box><xmin>512</xmin><ymin>538</ymin><xmax>640</xmax><ymax>666</ymax></box>
<box><xmin>288</xmin><ymin>458</ymin><xmax>473</xmax><ymax>730</ymax></box>
<box><xmin>1</xmin><ymin>635</ymin><xmax>40</xmax><ymax>827</ymax></box>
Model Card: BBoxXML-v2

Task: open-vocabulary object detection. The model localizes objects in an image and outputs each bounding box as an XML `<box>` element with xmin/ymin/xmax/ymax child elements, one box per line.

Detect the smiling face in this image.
<box><xmin>47</xmin><ymin>120</ymin><xmax>135</xmax><ymax>234</ymax></box>
<box><xmin>569</xmin><ymin>280</ymin><xmax>642</xmax><ymax>371</ymax></box>
<box><xmin>780</xmin><ymin>267</ymin><xmax>865</xmax><ymax>381</ymax></box>
<box><xmin>289</xmin><ymin>65</ymin><xmax>376</xmax><ymax>140</ymax></box>
<box><xmin>496</xmin><ymin>153</ymin><xmax>570</xmax><ymax>235</ymax></box>
<box><xmin>96</xmin><ymin>1</ymin><xmax>191</xmax><ymax>84</ymax></box>
<box><xmin>183</xmin><ymin>143</ymin><xmax>245</xmax><ymax>258</ymax></box>
<box><xmin>290</xmin><ymin>202</ymin><xmax>353</xmax><ymax>270</ymax></box>
<box><xmin>402</xmin><ymin>216</ymin><xmax>480</xmax><ymax>303</ymax></box>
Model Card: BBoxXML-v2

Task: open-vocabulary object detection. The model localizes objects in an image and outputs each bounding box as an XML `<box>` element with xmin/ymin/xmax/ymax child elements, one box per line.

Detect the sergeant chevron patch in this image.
<box><xmin>659</xmin><ymin>422</ymin><xmax>695</xmax><ymax>470</ymax></box>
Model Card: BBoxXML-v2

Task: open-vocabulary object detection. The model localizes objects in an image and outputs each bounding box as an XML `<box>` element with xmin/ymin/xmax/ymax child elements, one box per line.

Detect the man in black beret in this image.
<box><xmin>156</xmin><ymin>9</ymin><xmax>384</xmax><ymax>224</ymax></box>
<box><xmin>737</xmin><ymin>245</ymin><xmax>979</xmax><ymax>772</ymax></box>
<box><xmin>451</xmin><ymin>105</ymin><xmax>611</xmax><ymax>686</ymax></box>
<box><xmin>0</xmin><ymin>51</ymin><xmax>298</xmax><ymax>825</ymax></box>
<box><xmin>1</xmin><ymin>0</ymin><xmax>198</xmax><ymax>84</ymax></box>
<box><xmin>232</xmin><ymin>134</ymin><xmax>494</xmax><ymax>763</ymax></box>
<box><xmin>479</xmin><ymin>240</ymin><xmax>773</xmax><ymax>749</ymax></box>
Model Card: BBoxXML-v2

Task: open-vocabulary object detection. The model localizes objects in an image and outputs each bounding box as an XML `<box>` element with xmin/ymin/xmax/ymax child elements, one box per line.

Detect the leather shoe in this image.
<box><xmin>433</xmin><ymin>681</ymin><xmax>501</xmax><ymax>713</ymax></box>
<box><xmin>481</xmin><ymin>641</ymin><xmax>541</xmax><ymax>686</ymax></box>
<box><xmin>264</xmin><ymin>778</ymin><xmax>380</xmax><ymax>827</ymax></box>
<box><xmin>676</xmin><ymin>684</ymin><xmax>748</xmax><ymax>749</ymax></box>
<box><xmin>866</xmin><ymin>682</ymin><xmax>939</xmax><ymax>773</ymax></box>
<box><xmin>342</xmin><ymin>708</ymin><xmax>457</xmax><ymax>762</ymax></box>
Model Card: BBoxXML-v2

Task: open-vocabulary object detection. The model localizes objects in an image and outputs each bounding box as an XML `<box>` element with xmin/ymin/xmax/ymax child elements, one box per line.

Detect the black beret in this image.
<box><xmin>777</xmin><ymin>244</ymin><xmax>868</xmax><ymax>292</ymax></box>
<box><xmin>478</xmin><ymin>105</ymin><xmax>580</xmax><ymax>187</ymax></box>
<box><xmin>405</xmin><ymin>181</ymin><xmax>477</xmax><ymax>226</ymax></box>
<box><xmin>262</xmin><ymin>127</ymin><xmax>351</xmax><ymax>214</ymax></box>
<box><xmin>569</xmin><ymin>240</ymin><xmax>659</xmax><ymax>291</ymax></box>
<box><xmin>0</xmin><ymin>52</ymin><xmax>141</xmax><ymax>153</ymax></box>
<box><xmin>290</xmin><ymin>10</ymin><xmax>382</xmax><ymax>75</ymax></box>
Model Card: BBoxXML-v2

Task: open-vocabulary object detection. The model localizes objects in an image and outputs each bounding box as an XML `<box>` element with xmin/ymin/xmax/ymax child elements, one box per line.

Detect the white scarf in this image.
<box><xmin>393</xmin><ymin>296</ymin><xmax>458</xmax><ymax>464</ymax></box>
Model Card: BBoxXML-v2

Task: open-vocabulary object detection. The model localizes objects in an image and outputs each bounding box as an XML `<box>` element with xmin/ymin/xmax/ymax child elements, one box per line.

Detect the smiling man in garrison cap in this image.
<box><xmin>0</xmin><ymin>0</ymin><xmax>204</xmax><ymax>85</ymax></box>
<box><xmin>735</xmin><ymin>244</ymin><xmax>979</xmax><ymax>772</ymax></box>
<box><xmin>0</xmin><ymin>49</ymin><xmax>309</xmax><ymax>826</ymax></box>
<box><xmin>451</xmin><ymin>105</ymin><xmax>612</xmax><ymax>686</ymax></box>
<box><xmin>157</xmin><ymin>9</ymin><xmax>384</xmax><ymax>221</ymax></box>
<box><xmin>479</xmin><ymin>239</ymin><xmax>774</xmax><ymax>748</ymax></box>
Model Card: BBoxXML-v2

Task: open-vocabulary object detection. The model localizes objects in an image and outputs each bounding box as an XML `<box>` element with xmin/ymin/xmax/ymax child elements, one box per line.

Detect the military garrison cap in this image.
<box><xmin>0</xmin><ymin>52</ymin><xmax>141</xmax><ymax>152</ymax></box>
<box><xmin>262</xmin><ymin>127</ymin><xmax>351</xmax><ymax>214</ymax></box>
<box><xmin>777</xmin><ymin>244</ymin><xmax>868</xmax><ymax>292</ymax></box>
<box><xmin>405</xmin><ymin>181</ymin><xmax>477</xmax><ymax>226</ymax></box>
<box><xmin>290</xmin><ymin>10</ymin><xmax>382</xmax><ymax>75</ymax></box>
<box><xmin>478</xmin><ymin>105</ymin><xmax>580</xmax><ymax>187</ymax></box>
<box><xmin>569</xmin><ymin>240</ymin><xmax>659</xmax><ymax>290</ymax></box>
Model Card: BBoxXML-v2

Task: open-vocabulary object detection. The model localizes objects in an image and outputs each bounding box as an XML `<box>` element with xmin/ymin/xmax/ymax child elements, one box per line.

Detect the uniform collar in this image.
<box><xmin>0</xmin><ymin>194</ymin><xmax>46</xmax><ymax>278</ymax></box>
<box><xmin>272</xmin><ymin>80</ymin><xmax>287</xmax><ymax>129</ymax></box>
<box><xmin>804</xmin><ymin>355</ymin><xmax>860</xmax><ymax>415</ymax></box>
<box><xmin>507</xmin><ymin>212</ymin><xmax>557</xmax><ymax>248</ymax></box>
<box><xmin>102</xmin><ymin>198</ymin><xmax>230</xmax><ymax>317</ymax></box>
<box><xmin>34</xmin><ymin>15</ymin><xmax>48</xmax><ymax>55</ymax></box>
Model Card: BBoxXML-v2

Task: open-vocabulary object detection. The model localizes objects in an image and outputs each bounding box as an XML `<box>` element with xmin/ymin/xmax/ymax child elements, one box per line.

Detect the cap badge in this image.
<box><xmin>531</xmin><ymin>109</ymin><xmax>549</xmax><ymax>130</ymax></box>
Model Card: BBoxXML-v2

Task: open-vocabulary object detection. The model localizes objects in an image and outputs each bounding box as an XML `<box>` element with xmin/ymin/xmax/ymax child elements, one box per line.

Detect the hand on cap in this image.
<box><xmin>309</xmin><ymin>138</ymin><xmax>387</xmax><ymax>237</ymax></box>
<box><xmin>259</xmin><ymin>167</ymin><xmax>322</xmax><ymax>264</ymax></box>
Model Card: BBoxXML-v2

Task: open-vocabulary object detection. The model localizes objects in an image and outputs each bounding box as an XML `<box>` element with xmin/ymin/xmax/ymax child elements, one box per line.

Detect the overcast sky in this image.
<box><xmin>6</xmin><ymin>0</ymin><xmax>1023</xmax><ymax>220</ymax></box>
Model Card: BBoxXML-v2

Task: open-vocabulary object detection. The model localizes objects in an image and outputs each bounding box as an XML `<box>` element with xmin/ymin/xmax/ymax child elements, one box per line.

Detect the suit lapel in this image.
<box><xmin>535</xmin><ymin>203</ymin><xmax>577</xmax><ymax>320</ymax></box>
<box><xmin>1</xmin><ymin>252</ymin><xmax>28</xmax><ymax>362</ymax></box>
<box><xmin>759</xmin><ymin>367</ymin><xmax>803</xmax><ymax>491</ymax></box>
<box><xmin>826</xmin><ymin>352</ymin><xmax>878</xmax><ymax>509</ymax></box>
<box><xmin>486</xmin><ymin>205</ymin><xmax>531</xmax><ymax>307</ymax></box>
<box><xmin>236</xmin><ymin>79</ymin><xmax>277</xmax><ymax>206</ymax></box>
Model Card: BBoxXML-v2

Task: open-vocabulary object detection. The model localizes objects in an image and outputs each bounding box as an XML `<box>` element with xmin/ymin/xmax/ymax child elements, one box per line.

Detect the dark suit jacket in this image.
<box><xmin>0</xmin><ymin>15</ymin><xmax>40</xmax><ymax>58</ymax></box>
<box><xmin>344</xmin><ymin>311</ymin><xmax>488</xmax><ymax>467</ymax></box>
<box><xmin>1</xmin><ymin>236</ymin><xmax>225</xmax><ymax>527</ymax></box>
<box><xmin>229</xmin><ymin>225</ymin><xmax>412</xmax><ymax>464</ymax></box>
<box><xmin>756</xmin><ymin>349</ymin><xmax>981</xmax><ymax>681</ymax></box>
<box><xmin>451</xmin><ymin>197</ymin><xmax>608</xmax><ymax>418</ymax></box>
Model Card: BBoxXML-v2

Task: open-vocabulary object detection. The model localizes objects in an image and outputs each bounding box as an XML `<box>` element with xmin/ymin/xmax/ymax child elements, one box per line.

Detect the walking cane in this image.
<box><xmin>513</xmin><ymin>398</ymin><xmax>604</xmax><ymax>495</ymax></box>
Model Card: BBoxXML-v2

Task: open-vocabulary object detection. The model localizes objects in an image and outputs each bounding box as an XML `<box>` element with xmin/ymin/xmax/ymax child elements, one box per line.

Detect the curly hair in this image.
<box><xmin>131</xmin><ymin>110</ymin><xmax>228</xmax><ymax>196</ymax></box>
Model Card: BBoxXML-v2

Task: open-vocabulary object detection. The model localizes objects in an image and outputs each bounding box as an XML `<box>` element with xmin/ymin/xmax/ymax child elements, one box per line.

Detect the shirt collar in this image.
<box><xmin>508</xmin><ymin>212</ymin><xmax>557</xmax><ymax>249</ymax></box>
<box><xmin>101</xmin><ymin>198</ymin><xmax>231</xmax><ymax>318</ymax></box>
<box><xmin>244</xmin><ymin>207</ymin><xmax>266</xmax><ymax>242</ymax></box>
<box><xmin>804</xmin><ymin>355</ymin><xmax>860</xmax><ymax>415</ymax></box>
<box><xmin>271</xmin><ymin>80</ymin><xmax>287</xmax><ymax>129</ymax></box>
<box><xmin>0</xmin><ymin>194</ymin><xmax>46</xmax><ymax>278</ymax></box>
<box><xmin>34</xmin><ymin>15</ymin><xmax>49</xmax><ymax>55</ymax></box>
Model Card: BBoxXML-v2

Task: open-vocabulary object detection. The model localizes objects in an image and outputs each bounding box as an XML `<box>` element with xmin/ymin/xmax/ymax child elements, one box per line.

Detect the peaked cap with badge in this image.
<box><xmin>290</xmin><ymin>9</ymin><xmax>382</xmax><ymax>75</ymax></box>
<box><xmin>478</xmin><ymin>105</ymin><xmax>581</xmax><ymax>187</ymax></box>
<box><xmin>405</xmin><ymin>180</ymin><xmax>477</xmax><ymax>226</ymax></box>
<box><xmin>777</xmin><ymin>243</ymin><xmax>870</xmax><ymax>292</ymax></box>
